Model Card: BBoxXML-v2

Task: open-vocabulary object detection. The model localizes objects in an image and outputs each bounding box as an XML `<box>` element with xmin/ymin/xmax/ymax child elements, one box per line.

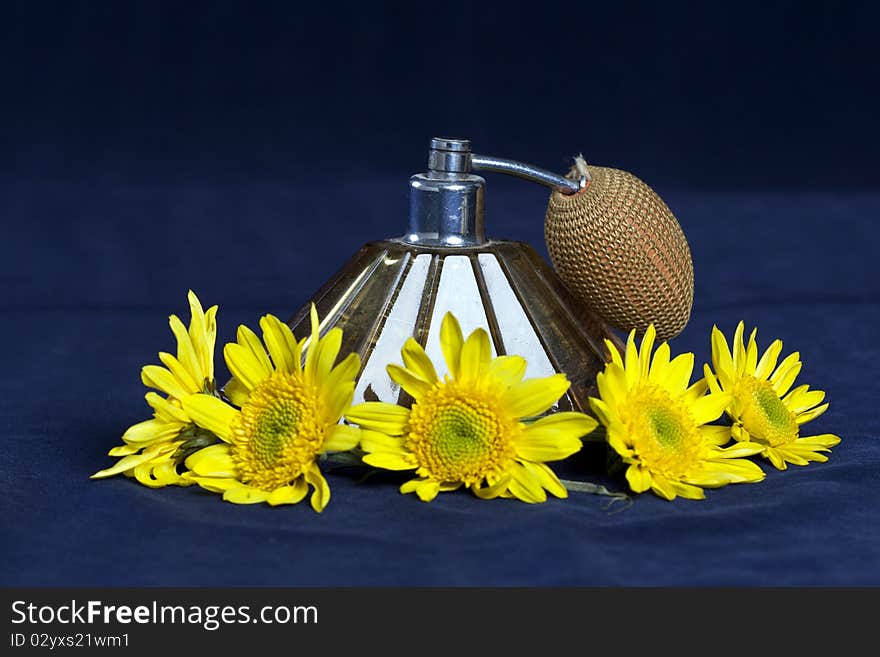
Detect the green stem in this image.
<box><xmin>319</xmin><ymin>451</ymin><xmax>367</xmax><ymax>468</ymax></box>
<box><xmin>559</xmin><ymin>478</ymin><xmax>631</xmax><ymax>510</ymax></box>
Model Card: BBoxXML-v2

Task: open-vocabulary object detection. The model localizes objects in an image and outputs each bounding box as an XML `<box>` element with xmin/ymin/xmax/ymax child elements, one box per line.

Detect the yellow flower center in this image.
<box><xmin>230</xmin><ymin>371</ymin><xmax>325</xmax><ymax>491</ymax></box>
<box><xmin>737</xmin><ymin>376</ymin><xmax>798</xmax><ymax>446</ymax></box>
<box><xmin>620</xmin><ymin>384</ymin><xmax>704</xmax><ymax>478</ymax></box>
<box><xmin>406</xmin><ymin>382</ymin><xmax>517</xmax><ymax>485</ymax></box>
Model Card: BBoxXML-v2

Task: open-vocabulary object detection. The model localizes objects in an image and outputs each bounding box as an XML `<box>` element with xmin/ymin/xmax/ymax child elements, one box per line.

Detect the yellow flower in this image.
<box><xmin>92</xmin><ymin>290</ymin><xmax>219</xmax><ymax>487</ymax></box>
<box><xmin>345</xmin><ymin>312</ymin><xmax>597</xmax><ymax>504</ymax></box>
<box><xmin>180</xmin><ymin>305</ymin><xmax>361</xmax><ymax>511</ymax></box>
<box><xmin>589</xmin><ymin>325</ymin><xmax>766</xmax><ymax>500</ymax></box>
<box><xmin>705</xmin><ymin>322</ymin><xmax>841</xmax><ymax>470</ymax></box>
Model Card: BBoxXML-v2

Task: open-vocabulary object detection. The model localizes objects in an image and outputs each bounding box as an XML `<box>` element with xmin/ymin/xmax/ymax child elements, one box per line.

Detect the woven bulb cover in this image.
<box><xmin>544</xmin><ymin>165</ymin><xmax>694</xmax><ymax>341</ymax></box>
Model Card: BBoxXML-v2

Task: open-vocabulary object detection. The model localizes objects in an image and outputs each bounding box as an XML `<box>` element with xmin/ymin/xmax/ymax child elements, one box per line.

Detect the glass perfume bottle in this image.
<box><xmin>281</xmin><ymin>138</ymin><xmax>620</xmax><ymax>413</ymax></box>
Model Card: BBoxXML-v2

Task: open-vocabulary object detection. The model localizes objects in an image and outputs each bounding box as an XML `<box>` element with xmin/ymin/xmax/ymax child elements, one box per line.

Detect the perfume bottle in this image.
<box><xmin>282</xmin><ymin>138</ymin><xmax>619</xmax><ymax>413</ymax></box>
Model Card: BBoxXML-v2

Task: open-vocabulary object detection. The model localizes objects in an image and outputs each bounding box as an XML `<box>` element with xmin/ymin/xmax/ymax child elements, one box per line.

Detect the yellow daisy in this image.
<box><xmin>180</xmin><ymin>305</ymin><xmax>361</xmax><ymax>511</ymax></box>
<box><xmin>92</xmin><ymin>290</ymin><xmax>219</xmax><ymax>487</ymax></box>
<box><xmin>589</xmin><ymin>325</ymin><xmax>766</xmax><ymax>500</ymax></box>
<box><xmin>344</xmin><ymin>312</ymin><xmax>597</xmax><ymax>504</ymax></box>
<box><xmin>705</xmin><ymin>322</ymin><xmax>841</xmax><ymax>470</ymax></box>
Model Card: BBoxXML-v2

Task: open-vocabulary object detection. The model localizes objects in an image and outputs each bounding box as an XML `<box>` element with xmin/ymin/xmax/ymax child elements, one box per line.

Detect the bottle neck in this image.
<box><xmin>403</xmin><ymin>172</ymin><xmax>486</xmax><ymax>246</ymax></box>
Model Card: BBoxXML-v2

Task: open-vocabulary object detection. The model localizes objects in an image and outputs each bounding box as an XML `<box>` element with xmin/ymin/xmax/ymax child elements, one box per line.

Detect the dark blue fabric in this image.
<box><xmin>2</xmin><ymin>0</ymin><xmax>878</xmax><ymax>586</ymax></box>
<box><xmin>2</xmin><ymin>181</ymin><xmax>878</xmax><ymax>585</ymax></box>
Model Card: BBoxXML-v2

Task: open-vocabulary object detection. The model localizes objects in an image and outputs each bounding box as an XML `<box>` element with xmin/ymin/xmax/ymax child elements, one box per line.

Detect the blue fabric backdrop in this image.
<box><xmin>2</xmin><ymin>181</ymin><xmax>877</xmax><ymax>585</ymax></box>
<box><xmin>1</xmin><ymin>1</ymin><xmax>878</xmax><ymax>586</ymax></box>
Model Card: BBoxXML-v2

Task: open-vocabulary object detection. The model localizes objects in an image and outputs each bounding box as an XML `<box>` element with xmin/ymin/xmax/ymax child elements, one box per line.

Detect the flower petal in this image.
<box><xmin>108</xmin><ymin>444</ymin><xmax>140</xmax><ymax>456</ymax></box>
<box><xmin>765</xmin><ymin>447</ymin><xmax>788</xmax><ymax>470</ymax></box>
<box><xmin>623</xmin><ymin>329</ymin><xmax>639</xmax><ymax>387</ymax></box>
<box><xmin>387</xmin><ymin>363</ymin><xmax>431</xmax><ymax>400</ymax></box>
<box><xmin>516</xmin><ymin>413</ymin><xmax>594</xmax><ymax>461</ymax></box>
<box><xmin>597</xmin><ymin>365</ymin><xmax>627</xmax><ymax>405</ymax></box>
<box><xmin>315</xmin><ymin>327</ymin><xmax>343</xmax><ymax>382</ymax></box>
<box><xmin>604</xmin><ymin>338</ymin><xmax>624</xmax><ymax>368</ymax></box>
<box><xmin>439</xmin><ymin>312</ymin><xmax>464</xmax><ymax>379</ymax></box>
<box><xmin>731</xmin><ymin>321</ymin><xmax>746</xmax><ymax>375</ymax></box>
<box><xmin>588</xmin><ymin>397</ymin><xmax>617</xmax><ymax>429</ymax></box>
<box><xmin>414</xmin><ymin>479</ymin><xmax>441</xmax><ymax>502</ymax></box>
<box><xmin>363</xmin><ymin>451</ymin><xmax>418</xmax><ymax>471</ymax></box>
<box><xmin>187</xmin><ymin>290</ymin><xmax>217</xmax><ymax>381</ymax></box>
<box><xmin>185</xmin><ymin>443</ymin><xmax>236</xmax><ymax>477</ymax></box>
<box><xmin>700</xmin><ymin>424</ymin><xmax>733</xmax><ymax>446</ymax></box>
<box><xmin>458</xmin><ymin>328</ymin><xmax>492</xmax><ymax>382</ymax></box>
<box><xmin>744</xmin><ymin>328</ymin><xmax>759</xmax><ymax>375</ymax></box>
<box><xmin>305</xmin><ymin>463</ymin><xmax>331</xmax><ymax>512</ymax></box>
<box><xmin>689</xmin><ymin>392</ymin><xmax>731</xmax><ymax>425</ymax></box>
<box><xmin>133</xmin><ymin>463</ymin><xmax>169</xmax><ymax>489</ymax></box>
<box><xmin>755</xmin><ymin>339</ymin><xmax>783</xmax><ymax>380</ymax></box>
<box><xmin>169</xmin><ymin>313</ymin><xmax>204</xmax><ymax>388</ymax></box>
<box><xmin>121</xmin><ymin>418</ymin><xmax>184</xmax><ymax>444</ymax></box>
<box><xmin>222</xmin><ymin>378</ymin><xmax>249</xmax><ymax>407</ymax></box>
<box><xmin>145</xmin><ymin>460</ymin><xmax>187</xmax><ymax>488</ymax></box>
<box><xmin>649</xmin><ymin>342</ymin><xmax>672</xmax><ymax>382</ymax></box>
<box><xmin>771</xmin><ymin>360</ymin><xmax>802</xmax><ymax>397</ymax></box>
<box><xmin>669</xmin><ymin>480</ymin><xmax>706</xmax><ymax>500</ymax></box>
<box><xmin>360</xmin><ymin>429</ymin><xmax>407</xmax><ymax>453</ymax></box>
<box><xmin>324</xmin><ymin>381</ymin><xmax>355</xmax><ymax>423</ymax></box>
<box><xmin>158</xmin><ymin>352</ymin><xmax>200</xmax><ymax>394</ymax></box>
<box><xmin>782</xmin><ymin>384</ymin><xmax>815</xmax><ymax>407</ymax></box>
<box><xmin>267</xmin><ymin>479</ymin><xmax>309</xmax><ymax>506</ymax></box>
<box><xmin>237</xmin><ymin>324</ymin><xmax>273</xmax><ymax>378</ymax></box>
<box><xmin>730</xmin><ymin>423</ymin><xmax>752</xmax><ymax>442</ymax></box>
<box><xmin>711</xmin><ymin>325</ymin><xmax>734</xmax><ymax>377</ymax></box>
<box><xmin>303</xmin><ymin>304</ymin><xmax>324</xmax><ymax>381</ymax></box>
<box><xmin>713</xmin><ymin>441</ymin><xmax>765</xmax><ymax>458</ymax></box>
<box><xmin>323</xmin><ymin>423</ymin><xmax>361</xmax><ymax>452</ymax></box>
<box><xmin>515</xmin><ymin>432</ymin><xmax>582</xmax><ymax>462</ymax></box>
<box><xmin>501</xmin><ymin>374</ymin><xmax>570</xmax><ymax>419</ymax></box>
<box><xmin>260</xmin><ymin>314</ymin><xmax>297</xmax><ymax>374</ymax></box>
<box><xmin>660</xmin><ymin>352</ymin><xmax>694</xmax><ymax>395</ymax></box>
<box><xmin>525</xmin><ymin>411</ymin><xmax>599</xmax><ymax>440</ymax></box>
<box><xmin>91</xmin><ymin>452</ymin><xmax>155</xmax><ymax>479</ymax></box>
<box><xmin>182</xmin><ymin>394</ymin><xmax>238</xmax><ymax>443</ymax></box>
<box><xmin>507</xmin><ymin>462</ymin><xmax>547</xmax><ymax>503</ymax></box>
<box><xmin>145</xmin><ymin>392</ymin><xmax>190</xmax><ymax>423</ymax></box>
<box><xmin>797</xmin><ymin>433</ymin><xmax>841</xmax><ymax>449</ymax></box>
<box><xmin>683</xmin><ymin>378</ymin><xmax>709</xmax><ymax>404</ymax></box>
<box><xmin>222</xmin><ymin>486</ymin><xmax>270</xmax><ymax>505</ymax></box>
<box><xmin>345</xmin><ymin>402</ymin><xmax>410</xmax><ymax>435</ymax></box>
<box><xmin>650</xmin><ymin>475</ymin><xmax>677</xmax><ymax>500</ymax></box>
<box><xmin>639</xmin><ymin>325</ymin><xmax>657</xmax><ymax>379</ymax></box>
<box><xmin>520</xmin><ymin>461</ymin><xmax>567</xmax><ymax>498</ymax></box>
<box><xmin>698</xmin><ymin>457</ymin><xmax>765</xmax><ymax>484</ymax></box>
<box><xmin>795</xmin><ymin>402</ymin><xmax>829</xmax><ymax>425</ymax></box>
<box><xmin>487</xmin><ymin>355</ymin><xmax>527</xmax><ymax>388</ymax></box>
<box><xmin>625</xmin><ymin>463</ymin><xmax>652</xmax><ymax>493</ymax></box>
<box><xmin>184</xmin><ymin>474</ymin><xmax>241</xmax><ymax>493</ymax></box>
<box><xmin>471</xmin><ymin>474</ymin><xmax>511</xmax><ymax>500</ymax></box>
<box><xmin>606</xmin><ymin>431</ymin><xmax>634</xmax><ymax>458</ymax></box>
<box><xmin>224</xmin><ymin>343</ymin><xmax>271</xmax><ymax>392</ymax></box>
<box><xmin>770</xmin><ymin>351</ymin><xmax>800</xmax><ymax>383</ymax></box>
<box><xmin>141</xmin><ymin>365</ymin><xmax>191</xmax><ymax>400</ymax></box>
<box><xmin>401</xmin><ymin>337</ymin><xmax>438</xmax><ymax>385</ymax></box>
<box><xmin>326</xmin><ymin>353</ymin><xmax>361</xmax><ymax>391</ymax></box>
<box><xmin>400</xmin><ymin>477</ymin><xmax>425</xmax><ymax>495</ymax></box>
<box><xmin>703</xmin><ymin>364</ymin><xmax>724</xmax><ymax>395</ymax></box>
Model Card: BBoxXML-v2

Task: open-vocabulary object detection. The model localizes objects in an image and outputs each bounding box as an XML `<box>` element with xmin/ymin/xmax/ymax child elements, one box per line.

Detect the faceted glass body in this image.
<box><xmin>282</xmin><ymin>238</ymin><xmax>621</xmax><ymax>414</ymax></box>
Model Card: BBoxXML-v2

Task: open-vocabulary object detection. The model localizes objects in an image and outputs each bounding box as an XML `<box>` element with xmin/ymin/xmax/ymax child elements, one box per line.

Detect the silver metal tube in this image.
<box><xmin>470</xmin><ymin>154</ymin><xmax>585</xmax><ymax>194</ymax></box>
<box><xmin>404</xmin><ymin>137</ymin><xmax>586</xmax><ymax>247</ymax></box>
